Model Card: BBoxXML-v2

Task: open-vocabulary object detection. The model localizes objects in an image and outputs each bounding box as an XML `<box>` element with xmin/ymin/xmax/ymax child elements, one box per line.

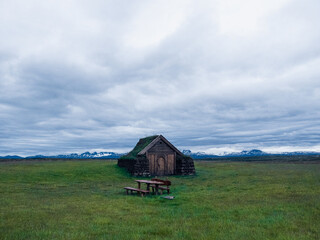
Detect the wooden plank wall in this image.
<box><xmin>148</xmin><ymin>153</ymin><xmax>156</xmax><ymax>175</ymax></box>
<box><xmin>167</xmin><ymin>153</ymin><xmax>175</xmax><ymax>175</ymax></box>
<box><xmin>147</xmin><ymin>140</ymin><xmax>176</xmax><ymax>175</ymax></box>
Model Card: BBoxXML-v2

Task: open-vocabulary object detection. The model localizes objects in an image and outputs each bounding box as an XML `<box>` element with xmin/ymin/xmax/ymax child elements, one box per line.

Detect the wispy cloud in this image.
<box><xmin>1</xmin><ymin>0</ymin><xmax>320</xmax><ymax>155</ymax></box>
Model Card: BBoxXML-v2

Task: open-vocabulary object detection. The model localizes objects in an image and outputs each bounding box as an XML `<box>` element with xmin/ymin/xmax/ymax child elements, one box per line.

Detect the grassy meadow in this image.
<box><xmin>0</xmin><ymin>160</ymin><xmax>319</xmax><ymax>239</ymax></box>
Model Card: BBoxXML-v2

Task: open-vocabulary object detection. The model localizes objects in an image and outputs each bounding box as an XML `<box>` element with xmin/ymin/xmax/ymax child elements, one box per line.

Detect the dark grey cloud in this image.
<box><xmin>1</xmin><ymin>0</ymin><xmax>320</xmax><ymax>155</ymax></box>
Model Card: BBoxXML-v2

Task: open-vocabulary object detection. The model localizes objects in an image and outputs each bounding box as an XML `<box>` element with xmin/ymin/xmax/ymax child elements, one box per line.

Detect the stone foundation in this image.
<box><xmin>175</xmin><ymin>155</ymin><xmax>196</xmax><ymax>175</ymax></box>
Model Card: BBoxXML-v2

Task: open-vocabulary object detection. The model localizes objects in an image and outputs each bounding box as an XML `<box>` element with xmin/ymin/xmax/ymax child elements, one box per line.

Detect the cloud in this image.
<box><xmin>0</xmin><ymin>0</ymin><xmax>320</xmax><ymax>155</ymax></box>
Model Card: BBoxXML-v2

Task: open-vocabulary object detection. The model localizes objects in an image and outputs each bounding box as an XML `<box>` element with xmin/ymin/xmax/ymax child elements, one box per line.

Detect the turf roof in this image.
<box><xmin>119</xmin><ymin>135</ymin><xmax>159</xmax><ymax>160</ymax></box>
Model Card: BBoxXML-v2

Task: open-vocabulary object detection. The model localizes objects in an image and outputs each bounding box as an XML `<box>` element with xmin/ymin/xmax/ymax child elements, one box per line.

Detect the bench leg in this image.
<box><xmin>126</xmin><ymin>189</ymin><xmax>129</xmax><ymax>195</ymax></box>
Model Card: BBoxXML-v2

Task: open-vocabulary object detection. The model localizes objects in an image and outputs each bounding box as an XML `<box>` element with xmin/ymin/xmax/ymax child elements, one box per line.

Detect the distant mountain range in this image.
<box><xmin>0</xmin><ymin>149</ymin><xmax>319</xmax><ymax>160</ymax></box>
<box><xmin>0</xmin><ymin>152</ymin><xmax>123</xmax><ymax>159</ymax></box>
<box><xmin>182</xmin><ymin>149</ymin><xmax>320</xmax><ymax>159</ymax></box>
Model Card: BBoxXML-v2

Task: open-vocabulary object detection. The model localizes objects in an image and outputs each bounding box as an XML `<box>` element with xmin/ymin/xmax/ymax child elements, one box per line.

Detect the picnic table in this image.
<box><xmin>135</xmin><ymin>180</ymin><xmax>164</xmax><ymax>195</ymax></box>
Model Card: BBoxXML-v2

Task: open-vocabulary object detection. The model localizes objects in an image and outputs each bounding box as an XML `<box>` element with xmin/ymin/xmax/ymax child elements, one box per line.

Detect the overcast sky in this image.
<box><xmin>1</xmin><ymin>0</ymin><xmax>320</xmax><ymax>156</ymax></box>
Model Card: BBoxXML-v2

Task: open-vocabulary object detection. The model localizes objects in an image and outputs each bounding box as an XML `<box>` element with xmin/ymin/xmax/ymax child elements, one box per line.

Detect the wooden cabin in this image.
<box><xmin>118</xmin><ymin>135</ymin><xmax>195</xmax><ymax>177</ymax></box>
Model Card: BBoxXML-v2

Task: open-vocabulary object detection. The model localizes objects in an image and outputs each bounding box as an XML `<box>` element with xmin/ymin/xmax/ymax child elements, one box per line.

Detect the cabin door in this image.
<box><xmin>156</xmin><ymin>157</ymin><xmax>165</xmax><ymax>176</ymax></box>
<box><xmin>149</xmin><ymin>153</ymin><xmax>175</xmax><ymax>175</ymax></box>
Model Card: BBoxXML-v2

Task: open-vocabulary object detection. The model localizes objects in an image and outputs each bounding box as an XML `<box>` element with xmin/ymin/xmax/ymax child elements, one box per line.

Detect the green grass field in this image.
<box><xmin>0</xmin><ymin>160</ymin><xmax>319</xmax><ymax>240</ymax></box>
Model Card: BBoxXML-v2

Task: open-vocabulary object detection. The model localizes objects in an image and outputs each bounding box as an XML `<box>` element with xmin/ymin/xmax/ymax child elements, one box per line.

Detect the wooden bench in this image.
<box><xmin>124</xmin><ymin>187</ymin><xmax>150</xmax><ymax>197</ymax></box>
<box><xmin>151</xmin><ymin>178</ymin><xmax>171</xmax><ymax>194</ymax></box>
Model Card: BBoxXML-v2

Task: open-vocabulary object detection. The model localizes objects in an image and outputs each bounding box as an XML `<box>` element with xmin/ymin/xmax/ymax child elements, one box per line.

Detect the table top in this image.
<box><xmin>135</xmin><ymin>180</ymin><xmax>164</xmax><ymax>185</ymax></box>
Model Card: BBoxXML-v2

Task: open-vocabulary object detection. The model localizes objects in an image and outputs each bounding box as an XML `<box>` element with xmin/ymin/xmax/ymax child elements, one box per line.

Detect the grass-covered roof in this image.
<box><xmin>119</xmin><ymin>135</ymin><xmax>159</xmax><ymax>160</ymax></box>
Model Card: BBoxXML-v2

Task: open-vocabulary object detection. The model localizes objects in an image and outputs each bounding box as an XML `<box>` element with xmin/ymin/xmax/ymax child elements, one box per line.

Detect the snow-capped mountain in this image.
<box><xmin>181</xmin><ymin>149</ymin><xmax>320</xmax><ymax>158</ymax></box>
<box><xmin>182</xmin><ymin>150</ymin><xmax>218</xmax><ymax>159</ymax></box>
<box><xmin>0</xmin><ymin>152</ymin><xmax>124</xmax><ymax>159</ymax></box>
<box><xmin>52</xmin><ymin>151</ymin><xmax>124</xmax><ymax>159</ymax></box>
<box><xmin>1</xmin><ymin>149</ymin><xmax>319</xmax><ymax>160</ymax></box>
<box><xmin>225</xmin><ymin>149</ymin><xmax>268</xmax><ymax>157</ymax></box>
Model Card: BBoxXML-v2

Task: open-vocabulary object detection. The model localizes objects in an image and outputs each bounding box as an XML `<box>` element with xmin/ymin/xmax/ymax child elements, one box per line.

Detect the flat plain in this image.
<box><xmin>0</xmin><ymin>160</ymin><xmax>319</xmax><ymax>239</ymax></box>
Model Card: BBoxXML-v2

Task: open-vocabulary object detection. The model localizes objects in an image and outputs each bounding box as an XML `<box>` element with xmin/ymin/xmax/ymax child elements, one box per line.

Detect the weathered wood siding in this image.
<box><xmin>167</xmin><ymin>153</ymin><xmax>175</xmax><ymax>175</ymax></box>
<box><xmin>147</xmin><ymin>153</ymin><xmax>156</xmax><ymax>175</ymax></box>
<box><xmin>147</xmin><ymin>140</ymin><xmax>176</xmax><ymax>176</ymax></box>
